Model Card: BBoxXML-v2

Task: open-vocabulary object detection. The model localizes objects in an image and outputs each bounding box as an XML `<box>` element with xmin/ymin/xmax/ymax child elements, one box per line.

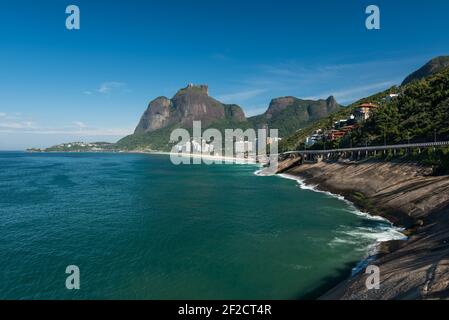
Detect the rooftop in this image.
<box><xmin>359</xmin><ymin>103</ymin><xmax>379</xmax><ymax>108</ymax></box>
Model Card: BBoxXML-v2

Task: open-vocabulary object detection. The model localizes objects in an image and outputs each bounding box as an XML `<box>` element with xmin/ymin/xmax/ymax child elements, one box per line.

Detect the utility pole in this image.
<box><xmin>434</xmin><ymin>129</ymin><xmax>437</xmax><ymax>153</ymax></box>
<box><xmin>406</xmin><ymin>131</ymin><xmax>410</xmax><ymax>155</ymax></box>
<box><xmin>365</xmin><ymin>140</ymin><xmax>368</xmax><ymax>157</ymax></box>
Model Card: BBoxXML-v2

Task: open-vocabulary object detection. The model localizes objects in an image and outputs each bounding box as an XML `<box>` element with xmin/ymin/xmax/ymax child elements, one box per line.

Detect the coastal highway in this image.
<box><xmin>280</xmin><ymin>140</ymin><xmax>449</xmax><ymax>156</ymax></box>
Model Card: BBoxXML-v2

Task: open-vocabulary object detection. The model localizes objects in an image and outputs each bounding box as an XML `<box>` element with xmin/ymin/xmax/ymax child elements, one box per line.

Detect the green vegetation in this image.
<box><xmin>38</xmin><ymin>60</ymin><xmax>449</xmax><ymax>171</ymax></box>
<box><xmin>115</xmin><ymin>120</ymin><xmax>253</xmax><ymax>152</ymax></box>
<box><xmin>361</xmin><ymin>68</ymin><xmax>449</xmax><ymax>145</ymax></box>
<box><xmin>32</xmin><ymin>142</ymin><xmax>114</xmax><ymax>152</ymax></box>
<box><xmin>280</xmin><ymin>66</ymin><xmax>449</xmax><ymax>173</ymax></box>
<box><xmin>249</xmin><ymin>97</ymin><xmax>340</xmax><ymax>138</ymax></box>
<box><xmin>115</xmin><ymin>125</ymin><xmax>180</xmax><ymax>151</ymax></box>
<box><xmin>278</xmin><ymin>87</ymin><xmax>399</xmax><ymax>152</ymax></box>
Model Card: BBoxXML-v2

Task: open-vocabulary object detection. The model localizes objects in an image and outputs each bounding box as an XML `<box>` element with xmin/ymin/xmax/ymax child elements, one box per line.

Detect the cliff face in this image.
<box><xmin>249</xmin><ymin>96</ymin><xmax>340</xmax><ymax>137</ymax></box>
<box><xmin>402</xmin><ymin>56</ymin><xmax>449</xmax><ymax>85</ymax></box>
<box><xmin>134</xmin><ymin>97</ymin><xmax>172</xmax><ymax>133</ymax></box>
<box><xmin>134</xmin><ymin>84</ymin><xmax>247</xmax><ymax>134</ymax></box>
<box><xmin>282</xmin><ymin>159</ymin><xmax>449</xmax><ymax>300</ymax></box>
<box><xmin>124</xmin><ymin>84</ymin><xmax>341</xmax><ymax>150</ymax></box>
<box><xmin>266</xmin><ymin>96</ymin><xmax>339</xmax><ymax>119</ymax></box>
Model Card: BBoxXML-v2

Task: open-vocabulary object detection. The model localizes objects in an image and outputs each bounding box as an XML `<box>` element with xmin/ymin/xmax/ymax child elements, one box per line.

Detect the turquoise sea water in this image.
<box><xmin>0</xmin><ymin>152</ymin><xmax>403</xmax><ymax>299</ymax></box>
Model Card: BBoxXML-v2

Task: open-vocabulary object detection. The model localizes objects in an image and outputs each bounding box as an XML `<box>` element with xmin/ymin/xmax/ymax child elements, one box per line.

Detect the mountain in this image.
<box><xmin>248</xmin><ymin>96</ymin><xmax>340</xmax><ymax>137</ymax></box>
<box><xmin>134</xmin><ymin>84</ymin><xmax>246</xmax><ymax>134</ymax></box>
<box><xmin>402</xmin><ymin>56</ymin><xmax>449</xmax><ymax>85</ymax></box>
<box><xmin>280</xmin><ymin>57</ymin><xmax>449</xmax><ymax>172</ymax></box>
<box><xmin>367</xmin><ymin>64</ymin><xmax>449</xmax><ymax>149</ymax></box>
<box><xmin>117</xmin><ymin>84</ymin><xmax>341</xmax><ymax>151</ymax></box>
<box><xmin>117</xmin><ymin>84</ymin><xmax>250</xmax><ymax>151</ymax></box>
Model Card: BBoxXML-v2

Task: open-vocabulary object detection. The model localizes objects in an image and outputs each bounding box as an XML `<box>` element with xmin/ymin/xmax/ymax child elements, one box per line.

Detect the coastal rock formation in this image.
<box><xmin>283</xmin><ymin>159</ymin><xmax>449</xmax><ymax>300</ymax></box>
<box><xmin>134</xmin><ymin>84</ymin><xmax>338</xmax><ymax>138</ymax></box>
<box><xmin>134</xmin><ymin>96</ymin><xmax>172</xmax><ymax>133</ymax></box>
<box><xmin>402</xmin><ymin>56</ymin><xmax>449</xmax><ymax>85</ymax></box>
<box><xmin>134</xmin><ymin>84</ymin><xmax>247</xmax><ymax>134</ymax></box>
<box><xmin>119</xmin><ymin>84</ymin><xmax>339</xmax><ymax>151</ymax></box>
<box><xmin>249</xmin><ymin>96</ymin><xmax>340</xmax><ymax>137</ymax></box>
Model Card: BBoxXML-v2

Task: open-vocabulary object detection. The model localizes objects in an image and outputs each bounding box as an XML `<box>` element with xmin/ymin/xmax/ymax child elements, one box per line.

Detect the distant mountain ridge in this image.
<box><xmin>248</xmin><ymin>96</ymin><xmax>340</xmax><ymax>137</ymax></box>
<box><xmin>279</xmin><ymin>55</ymin><xmax>449</xmax><ymax>153</ymax></box>
<box><xmin>402</xmin><ymin>56</ymin><xmax>449</xmax><ymax>85</ymax></box>
<box><xmin>36</xmin><ymin>55</ymin><xmax>449</xmax><ymax>154</ymax></box>
<box><xmin>118</xmin><ymin>84</ymin><xmax>340</xmax><ymax>150</ymax></box>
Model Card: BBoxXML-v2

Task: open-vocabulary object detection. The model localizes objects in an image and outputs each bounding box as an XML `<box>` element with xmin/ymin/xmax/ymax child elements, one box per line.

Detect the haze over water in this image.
<box><xmin>0</xmin><ymin>152</ymin><xmax>403</xmax><ymax>299</ymax></box>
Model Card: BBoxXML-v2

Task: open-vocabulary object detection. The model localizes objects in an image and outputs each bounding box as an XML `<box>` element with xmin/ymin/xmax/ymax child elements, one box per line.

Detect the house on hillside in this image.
<box><xmin>305</xmin><ymin>129</ymin><xmax>324</xmax><ymax>146</ymax></box>
<box><xmin>355</xmin><ymin>103</ymin><xmax>379</xmax><ymax>122</ymax></box>
<box><xmin>328</xmin><ymin>130</ymin><xmax>346</xmax><ymax>141</ymax></box>
<box><xmin>384</xmin><ymin>93</ymin><xmax>400</xmax><ymax>102</ymax></box>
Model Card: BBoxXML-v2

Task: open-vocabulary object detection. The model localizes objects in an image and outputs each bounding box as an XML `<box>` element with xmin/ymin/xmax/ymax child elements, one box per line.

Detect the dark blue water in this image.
<box><xmin>0</xmin><ymin>152</ymin><xmax>403</xmax><ymax>299</ymax></box>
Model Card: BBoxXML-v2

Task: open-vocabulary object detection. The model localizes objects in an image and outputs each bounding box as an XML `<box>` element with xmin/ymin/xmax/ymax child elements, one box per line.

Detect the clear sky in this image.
<box><xmin>1</xmin><ymin>0</ymin><xmax>449</xmax><ymax>150</ymax></box>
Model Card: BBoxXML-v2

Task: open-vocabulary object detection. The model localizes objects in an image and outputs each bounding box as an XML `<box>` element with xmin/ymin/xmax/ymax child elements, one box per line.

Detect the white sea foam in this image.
<box><xmin>254</xmin><ymin>166</ymin><xmax>277</xmax><ymax>176</ymax></box>
<box><xmin>277</xmin><ymin>173</ymin><xmax>402</xmax><ymax>225</ymax></box>
<box><xmin>268</xmin><ymin>171</ymin><xmax>407</xmax><ymax>275</ymax></box>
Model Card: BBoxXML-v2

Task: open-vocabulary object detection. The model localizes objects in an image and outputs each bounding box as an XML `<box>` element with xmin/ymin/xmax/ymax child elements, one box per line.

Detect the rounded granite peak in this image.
<box><xmin>175</xmin><ymin>83</ymin><xmax>209</xmax><ymax>96</ymax></box>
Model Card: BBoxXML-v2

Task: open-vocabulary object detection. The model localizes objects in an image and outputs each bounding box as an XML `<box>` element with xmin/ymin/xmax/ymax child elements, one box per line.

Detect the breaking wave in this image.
<box><xmin>258</xmin><ymin>171</ymin><xmax>407</xmax><ymax>275</ymax></box>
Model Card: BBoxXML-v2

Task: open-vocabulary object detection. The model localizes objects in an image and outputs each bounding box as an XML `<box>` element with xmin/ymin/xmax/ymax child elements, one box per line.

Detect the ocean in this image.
<box><xmin>0</xmin><ymin>152</ymin><xmax>404</xmax><ymax>299</ymax></box>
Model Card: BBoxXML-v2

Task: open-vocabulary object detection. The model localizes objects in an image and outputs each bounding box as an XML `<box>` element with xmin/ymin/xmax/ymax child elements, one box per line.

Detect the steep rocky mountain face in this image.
<box><xmin>134</xmin><ymin>96</ymin><xmax>172</xmax><ymax>133</ymax></box>
<box><xmin>117</xmin><ymin>84</ymin><xmax>250</xmax><ymax>151</ymax></box>
<box><xmin>134</xmin><ymin>84</ymin><xmax>246</xmax><ymax>134</ymax></box>
<box><xmin>402</xmin><ymin>56</ymin><xmax>449</xmax><ymax>85</ymax></box>
<box><xmin>118</xmin><ymin>84</ymin><xmax>340</xmax><ymax>151</ymax></box>
<box><xmin>248</xmin><ymin>96</ymin><xmax>340</xmax><ymax>137</ymax></box>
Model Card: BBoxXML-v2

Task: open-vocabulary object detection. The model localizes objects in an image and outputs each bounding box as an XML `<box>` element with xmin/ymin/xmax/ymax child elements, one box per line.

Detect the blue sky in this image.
<box><xmin>1</xmin><ymin>0</ymin><xmax>449</xmax><ymax>150</ymax></box>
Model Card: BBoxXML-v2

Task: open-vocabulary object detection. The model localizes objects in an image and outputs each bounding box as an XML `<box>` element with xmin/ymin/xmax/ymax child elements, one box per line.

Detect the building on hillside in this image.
<box><xmin>177</xmin><ymin>139</ymin><xmax>215</xmax><ymax>154</ymax></box>
<box><xmin>355</xmin><ymin>103</ymin><xmax>379</xmax><ymax>122</ymax></box>
<box><xmin>340</xmin><ymin>124</ymin><xmax>357</xmax><ymax>133</ymax></box>
<box><xmin>235</xmin><ymin>141</ymin><xmax>253</xmax><ymax>154</ymax></box>
<box><xmin>267</xmin><ymin>137</ymin><xmax>282</xmax><ymax>145</ymax></box>
<box><xmin>305</xmin><ymin>130</ymin><xmax>324</xmax><ymax>146</ymax></box>
<box><xmin>346</xmin><ymin>114</ymin><xmax>357</xmax><ymax>126</ymax></box>
<box><xmin>328</xmin><ymin>130</ymin><xmax>346</xmax><ymax>141</ymax></box>
<box><xmin>384</xmin><ymin>93</ymin><xmax>400</xmax><ymax>102</ymax></box>
<box><xmin>201</xmin><ymin>140</ymin><xmax>214</xmax><ymax>153</ymax></box>
<box><xmin>334</xmin><ymin>115</ymin><xmax>356</xmax><ymax>130</ymax></box>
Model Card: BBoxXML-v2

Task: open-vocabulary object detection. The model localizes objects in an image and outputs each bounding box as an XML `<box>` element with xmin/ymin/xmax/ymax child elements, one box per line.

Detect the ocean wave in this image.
<box><xmin>328</xmin><ymin>237</ymin><xmax>359</xmax><ymax>246</ymax></box>
<box><xmin>339</xmin><ymin>226</ymin><xmax>406</xmax><ymax>242</ymax></box>
<box><xmin>329</xmin><ymin>226</ymin><xmax>406</xmax><ymax>245</ymax></box>
<box><xmin>254</xmin><ymin>167</ymin><xmax>277</xmax><ymax>176</ymax></box>
<box><xmin>272</xmin><ymin>171</ymin><xmax>407</xmax><ymax>273</ymax></box>
<box><xmin>277</xmin><ymin>173</ymin><xmax>401</xmax><ymax>225</ymax></box>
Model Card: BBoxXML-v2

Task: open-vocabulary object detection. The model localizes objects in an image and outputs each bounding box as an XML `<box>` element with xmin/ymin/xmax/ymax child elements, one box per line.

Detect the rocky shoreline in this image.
<box><xmin>279</xmin><ymin>158</ymin><xmax>449</xmax><ymax>300</ymax></box>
